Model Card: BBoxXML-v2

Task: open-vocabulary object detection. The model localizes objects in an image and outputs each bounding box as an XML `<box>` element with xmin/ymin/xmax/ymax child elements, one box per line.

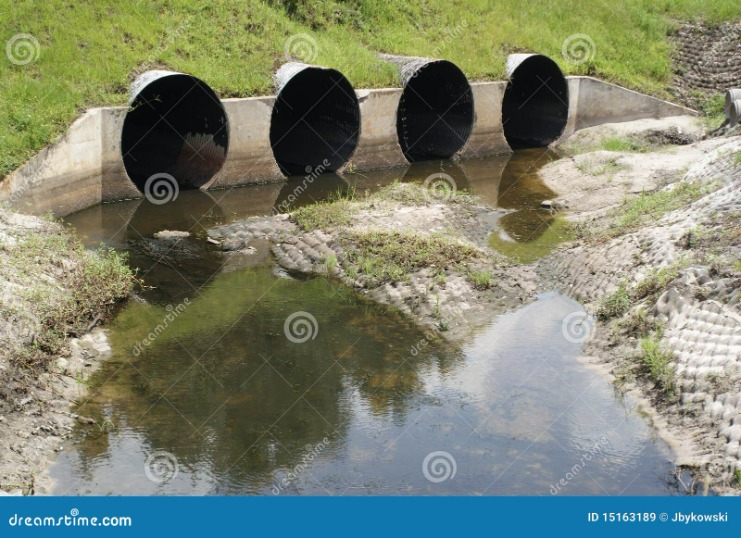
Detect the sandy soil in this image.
<box><xmin>542</xmin><ymin>124</ymin><xmax>741</xmax><ymax>494</ymax></box>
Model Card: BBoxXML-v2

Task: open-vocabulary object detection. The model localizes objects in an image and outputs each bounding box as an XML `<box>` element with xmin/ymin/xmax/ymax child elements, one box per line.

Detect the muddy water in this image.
<box><xmin>50</xmin><ymin>153</ymin><xmax>683</xmax><ymax>495</ymax></box>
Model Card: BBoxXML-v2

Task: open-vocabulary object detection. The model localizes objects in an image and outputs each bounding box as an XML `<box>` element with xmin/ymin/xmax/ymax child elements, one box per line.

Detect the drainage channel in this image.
<box><xmin>49</xmin><ymin>153</ymin><xmax>685</xmax><ymax>495</ymax></box>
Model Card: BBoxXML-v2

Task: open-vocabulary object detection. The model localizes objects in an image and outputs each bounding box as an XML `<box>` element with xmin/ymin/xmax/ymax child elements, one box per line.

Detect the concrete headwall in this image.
<box><xmin>458</xmin><ymin>81</ymin><xmax>510</xmax><ymax>159</ymax></box>
<box><xmin>207</xmin><ymin>97</ymin><xmax>285</xmax><ymax>189</ymax></box>
<box><xmin>569</xmin><ymin>76</ymin><xmax>695</xmax><ymax>130</ymax></box>
<box><xmin>0</xmin><ymin>76</ymin><xmax>697</xmax><ymax>218</ymax></box>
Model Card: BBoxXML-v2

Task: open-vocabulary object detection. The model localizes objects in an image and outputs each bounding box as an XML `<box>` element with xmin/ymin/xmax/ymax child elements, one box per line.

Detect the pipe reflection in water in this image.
<box><xmin>351</xmin><ymin>149</ymin><xmax>570</xmax><ymax>262</ymax></box>
<box><xmin>273</xmin><ymin>173</ymin><xmax>350</xmax><ymax>213</ymax></box>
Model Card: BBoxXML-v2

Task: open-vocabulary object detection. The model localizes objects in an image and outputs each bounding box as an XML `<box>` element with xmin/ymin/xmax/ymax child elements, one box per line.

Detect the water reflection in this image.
<box><xmin>48</xmin><ymin>285</ymin><xmax>679</xmax><ymax>495</ymax></box>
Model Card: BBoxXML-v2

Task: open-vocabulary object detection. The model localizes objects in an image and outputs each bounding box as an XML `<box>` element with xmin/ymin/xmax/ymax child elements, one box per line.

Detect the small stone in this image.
<box><xmin>153</xmin><ymin>230</ymin><xmax>190</xmax><ymax>240</ymax></box>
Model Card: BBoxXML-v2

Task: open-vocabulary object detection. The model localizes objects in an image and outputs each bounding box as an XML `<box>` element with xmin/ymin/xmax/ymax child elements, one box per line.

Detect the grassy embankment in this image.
<box><xmin>1</xmin><ymin>0</ymin><xmax>740</xmax><ymax>179</ymax></box>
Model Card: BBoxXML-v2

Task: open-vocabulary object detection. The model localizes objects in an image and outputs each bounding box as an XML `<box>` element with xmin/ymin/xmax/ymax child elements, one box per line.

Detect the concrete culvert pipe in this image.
<box><xmin>121</xmin><ymin>71</ymin><xmax>229</xmax><ymax>194</ymax></box>
<box><xmin>725</xmin><ymin>89</ymin><xmax>741</xmax><ymax>122</ymax></box>
<box><xmin>381</xmin><ymin>55</ymin><xmax>474</xmax><ymax>162</ymax></box>
<box><xmin>502</xmin><ymin>54</ymin><xmax>569</xmax><ymax>148</ymax></box>
<box><xmin>270</xmin><ymin>63</ymin><xmax>360</xmax><ymax>177</ymax></box>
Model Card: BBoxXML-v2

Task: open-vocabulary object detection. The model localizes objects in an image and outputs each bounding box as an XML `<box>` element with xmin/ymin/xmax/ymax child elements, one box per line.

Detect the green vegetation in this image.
<box><xmin>597</xmin><ymin>283</ymin><xmax>632</xmax><ymax>320</ymax></box>
<box><xmin>633</xmin><ymin>263</ymin><xmax>684</xmax><ymax>300</ymax></box>
<box><xmin>618</xmin><ymin>307</ymin><xmax>662</xmax><ymax>338</ymax></box>
<box><xmin>697</xmin><ymin>93</ymin><xmax>726</xmax><ymax>130</ymax></box>
<box><xmin>600</xmin><ymin>136</ymin><xmax>650</xmax><ymax>153</ymax></box>
<box><xmin>291</xmin><ymin>198</ymin><xmax>355</xmax><ymax>230</ymax></box>
<box><xmin>639</xmin><ymin>331</ymin><xmax>675</xmax><ymax>393</ymax></box>
<box><xmin>342</xmin><ymin>230</ymin><xmax>480</xmax><ymax>285</ymax></box>
<box><xmin>468</xmin><ymin>269</ymin><xmax>494</xmax><ymax>290</ymax></box>
<box><xmin>2</xmin><ymin>0</ymin><xmax>741</xmax><ymax>178</ymax></box>
<box><xmin>605</xmin><ymin>180</ymin><xmax>718</xmax><ymax>235</ymax></box>
<box><xmin>575</xmin><ymin>156</ymin><xmax>627</xmax><ymax>177</ymax></box>
<box><xmin>5</xmin><ymin>228</ymin><xmax>133</xmax><ymax>361</ymax></box>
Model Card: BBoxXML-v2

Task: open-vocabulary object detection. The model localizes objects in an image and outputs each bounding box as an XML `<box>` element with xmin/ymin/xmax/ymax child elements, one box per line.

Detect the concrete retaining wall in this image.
<box><xmin>569</xmin><ymin>76</ymin><xmax>695</xmax><ymax>130</ymax></box>
<box><xmin>0</xmin><ymin>76</ymin><xmax>696</xmax><ymax>217</ymax></box>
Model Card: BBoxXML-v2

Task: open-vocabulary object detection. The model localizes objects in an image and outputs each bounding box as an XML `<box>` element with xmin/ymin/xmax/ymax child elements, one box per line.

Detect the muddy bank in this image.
<box><xmin>541</xmin><ymin>129</ymin><xmax>741</xmax><ymax>494</ymax></box>
<box><xmin>0</xmin><ymin>211</ymin><xmax>132</xmax><ymax>495</ymax></box>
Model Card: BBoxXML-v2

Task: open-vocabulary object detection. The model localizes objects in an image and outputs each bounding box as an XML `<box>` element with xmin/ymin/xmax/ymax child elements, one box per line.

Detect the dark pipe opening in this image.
<box><xmin>502</xmin><ymin>55</ymin><xmax>568</xmax><ymax>148</ymax></box>
<box><xmin>396</xmin><ymin>61</ymin><xmax>474</xmax><ymax>162</ymax></box>
<box><xmin>121</xmin><ymin>72</ymin><xmax>229</xmax><ymax>192</ymax></box>
<box><xmin>270</xmin><ymin>67</ymin><xmax>360</xmax><ymax>177</ymax></box>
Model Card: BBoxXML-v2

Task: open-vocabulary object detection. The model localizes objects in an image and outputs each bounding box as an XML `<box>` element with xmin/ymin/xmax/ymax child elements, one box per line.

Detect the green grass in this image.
<box><xmin>342</xmin><ymin>230</ymin><xmax>480</xmax><ymax>285</ymax></box>
<box><xmin>640</xmin><ymin>331</ymin><xmax>675</xmax><ymax>393</ymax></box>
<box><xmin>633</xmin><ymin>263</ymin><xmax>684</xmax><ymax>300</ymax></box>
<box><xmin>600</xmin><ymin>136</ymin><xmax>651</xmax><ymax>153</ymax></box>
<box><xmin>597</xmin><ymin>283</ymin><xmax>632</xmax><ymax>320</ymax></box>
<box><xmin>5</xmin><ymin>227</ymin><xmax>133</xmax><ymax>362</ymax></box>
<box><xmin>2</xmin><ymin>0</ymin><xmax>740</xmax><ymax>179</ymax></box>
<box><xmin>613</xmin><ymin>180</ymin><xmax>718</xmax><ymax>233</ymax></box>
<box><xmin>291</xmin><ymin>198</ymin><xmax>355</xmax><ymax>230</ymax></box>
<box><xmin>468</xmin><ymin>269</ymin><xmax>494</xmax><ymax>290</ymax></box>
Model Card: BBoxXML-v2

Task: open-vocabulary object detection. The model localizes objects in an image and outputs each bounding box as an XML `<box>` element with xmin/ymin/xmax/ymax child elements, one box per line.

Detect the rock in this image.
<box><xmin>540</xmin><ymin>199</ymin><xmax>569</xmax><ymax>211</ymax></box>
<box><xmin>153</xmin><ymin>230</ymin><xmax>190</xmax><ymax>240</ymax></box>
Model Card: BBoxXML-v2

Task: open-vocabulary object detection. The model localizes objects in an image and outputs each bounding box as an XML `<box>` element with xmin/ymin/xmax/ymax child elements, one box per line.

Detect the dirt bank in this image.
<box><xmin>541</xmin><ymin>127</ymin><xmax>741</xmax><ymax>494</ymax></box>
<box><xmin>0</xmin><ymin>212</ymin><xmax>132</xmax><ymax>495</ymax></box>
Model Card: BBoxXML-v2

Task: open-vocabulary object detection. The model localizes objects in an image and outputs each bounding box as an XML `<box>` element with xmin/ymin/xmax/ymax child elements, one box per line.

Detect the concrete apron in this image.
<box><xmin>0</xmin><ymin>76</ymin><xmax>694</xmax><ymax>218</ymax></box>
